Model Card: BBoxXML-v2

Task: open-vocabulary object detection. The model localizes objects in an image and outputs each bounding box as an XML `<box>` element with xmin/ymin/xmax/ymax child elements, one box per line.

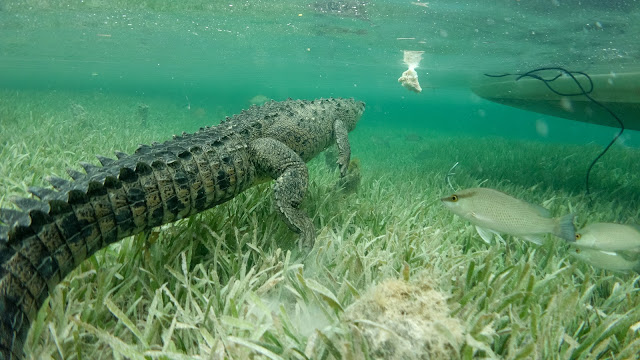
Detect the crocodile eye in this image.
<box><xmin>575</xmin><ymin>233</ymin><xmax>581</xmax><ymax>240</ymax></box>
<box><xmin>575</xmin><ymin>248</ymin><xmax>581</xmax><ymax>254</ymax></box>
<box><xmin>451</xmin><ymin>195</ymin><xmax>459</xmax><ymax>202</ymax></box>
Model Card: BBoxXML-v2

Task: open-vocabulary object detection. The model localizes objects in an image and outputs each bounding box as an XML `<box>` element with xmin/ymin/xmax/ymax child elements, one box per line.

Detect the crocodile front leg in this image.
<box><xmin>249</xmin><ymin>138</ymin><xmax>315</xmax><ymax>248</ymax></box>
<box><xmin>333</xmin><ymin>119</ymin><xmax>351</xmax><ymax>177</ymax></box>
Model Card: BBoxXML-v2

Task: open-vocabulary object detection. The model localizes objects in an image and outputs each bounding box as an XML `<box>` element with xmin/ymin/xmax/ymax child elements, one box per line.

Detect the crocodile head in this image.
<box><xmin>340</xmin><ymin>98</ymin><xmax>366</xmax><ymax>132</ymax></box>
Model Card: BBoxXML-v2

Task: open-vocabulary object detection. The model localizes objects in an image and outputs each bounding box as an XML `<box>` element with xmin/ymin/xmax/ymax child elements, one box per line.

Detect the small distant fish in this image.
<box><xmin>404</xmin><ymin>133</ymin><xmax>423</xmax><ymax>142</ymax></box>
<box><xmin>573</xmin><ymin>222</ymin><xmax>640</xmax><ymax>253</ymax></box>
<box><xmin>441</xmin><ymin>187</ymin><xmax>575</xmax><ymax>245</ymax></box>
<box><xmin>570</xmin><ymin>247</ymin><xmax>640</xmax><ymax>273</ymax></box>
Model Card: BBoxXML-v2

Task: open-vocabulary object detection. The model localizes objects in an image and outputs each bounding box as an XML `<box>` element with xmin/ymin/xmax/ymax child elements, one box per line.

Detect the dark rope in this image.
<box><xmin>484</xmin><ymin>67</ymin><xmax>625</xmax><ymax>197</ymax></box>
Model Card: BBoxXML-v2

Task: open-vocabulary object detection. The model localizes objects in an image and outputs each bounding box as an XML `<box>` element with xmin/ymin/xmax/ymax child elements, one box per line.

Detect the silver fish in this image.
<box><xmin>441</xmin><ymin>187</ymin><xmax>575</xmax><ymax>245</ymax></box>
<box><xmin>574</xmin><ymin>222</ymin><xmax>640</xmax><ymax>253</ymax></box>
<box><xmin>569</xmin><ymin>222</ymin><xmax>640</xmax><ymax>273</ymax></box>
<box><xmin>570</xmin><ymin>247</ymin><xmax>640</xmax><ymax>273</ymax></box>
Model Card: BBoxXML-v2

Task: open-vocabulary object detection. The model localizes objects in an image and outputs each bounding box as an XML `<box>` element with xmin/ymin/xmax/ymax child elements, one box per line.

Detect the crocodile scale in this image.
<box><xmin>0</xmin><ymin>97</ymin><xmax>365</xmax><ymax>359</ymax></box>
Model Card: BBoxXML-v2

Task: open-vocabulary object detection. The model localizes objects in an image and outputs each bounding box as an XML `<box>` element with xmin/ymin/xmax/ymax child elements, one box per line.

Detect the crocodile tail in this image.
<box><xmin>0</xmin><ymin>139</ymin><xmax>253</xmax><ymax>359</ymax></box>
<box><xmin>0</xmin><ymin>159</ymin><xmax>174</xmax><ymax>359</ymax></box>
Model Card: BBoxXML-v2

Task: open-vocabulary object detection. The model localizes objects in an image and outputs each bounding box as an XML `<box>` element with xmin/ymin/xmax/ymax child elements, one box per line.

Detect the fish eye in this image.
<box><xmin>575</xmin><ymin>248</ymin><xmax>581</xmax><ymax>253</ymax></box>
<box><xmin>451</xmin><ymin>195</ymin><xmax>459</xmax><ymax>202</ymax></box>
<box><xmin>575</xmin><ymin>233</ymin><xmax>581</xmax><ymax>240</ymax></box>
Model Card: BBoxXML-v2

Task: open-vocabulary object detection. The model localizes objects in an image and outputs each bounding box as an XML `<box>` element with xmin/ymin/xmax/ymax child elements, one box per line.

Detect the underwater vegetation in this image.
<box><xmin>0</xmin><ymin>90</ymin><xmax>639</xmax><ymax>359</ymax></box>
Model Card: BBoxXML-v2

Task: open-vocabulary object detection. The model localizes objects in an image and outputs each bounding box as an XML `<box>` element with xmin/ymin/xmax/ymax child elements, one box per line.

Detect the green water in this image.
<box><xmin>3</xmin><ymin>2</ymin><xmax>640</xmax><ymax>358</ymax></box>
<box><xmin>2</xmin><ymin>0</ymin><xmax>639</xmax><ymax>144</ymax></box>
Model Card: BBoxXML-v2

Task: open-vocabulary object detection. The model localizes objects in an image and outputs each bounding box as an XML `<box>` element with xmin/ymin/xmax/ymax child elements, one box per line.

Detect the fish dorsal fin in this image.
<box><xmin>529</xmin><ymin>203</ymin><xmax>551</xmax><ymax>218</ymax></box>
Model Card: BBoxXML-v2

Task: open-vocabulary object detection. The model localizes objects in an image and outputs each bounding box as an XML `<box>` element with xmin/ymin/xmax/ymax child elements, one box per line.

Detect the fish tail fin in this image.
<box><xmin>554</xmin><ymin>213</ymin><xmax>576</xmax><ymax>242</ymax></box>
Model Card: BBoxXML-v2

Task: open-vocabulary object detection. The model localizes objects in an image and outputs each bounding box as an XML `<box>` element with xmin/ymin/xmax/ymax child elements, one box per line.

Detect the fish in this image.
<box><xmin>570</xmin><ymin>247</ymin><xmax>640</xmax><ymax>273</ymax></box>
<box><xmin>568</xmin><ymin>222</ymin><xmax>640</xmax><ymax>273</ymax></box>
<box><xmin>440</xmin><ymin>187</ymin><xmax>575</xmax><ymax>245</ymax></box>
<box><xmin>573</xmin><ymin>222</ymin><xmax>640</xmax><ymax>253</ymax></box>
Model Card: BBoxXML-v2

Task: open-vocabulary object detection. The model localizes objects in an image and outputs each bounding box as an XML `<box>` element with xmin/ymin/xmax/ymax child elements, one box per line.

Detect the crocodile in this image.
<box><xmin>0</xmin><ymin>97</ymin><xmax>365</xmax><ymax>359</ymax></box>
